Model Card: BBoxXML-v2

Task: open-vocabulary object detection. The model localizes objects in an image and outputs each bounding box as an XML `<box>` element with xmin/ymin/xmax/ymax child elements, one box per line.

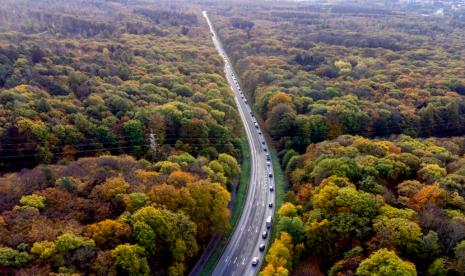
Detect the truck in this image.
<box><xmin>266</xmin><ymin>215</ymin><xmax>272</xmax><ymax>229</ymax></box>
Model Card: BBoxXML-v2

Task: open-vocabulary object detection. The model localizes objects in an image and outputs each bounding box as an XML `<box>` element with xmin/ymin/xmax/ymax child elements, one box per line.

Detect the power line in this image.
<box><xmin>1</xmin><ymin>119</ymin><xmax>464</xmax><ymax>152</ymax></box>
<box><xmin>0</xmin><ymin>134</ymin><xmax>237</xmax><ymax>146</ymax></box>
<box><xmin>0</xmin><ymin>142</ymin><xmax>239</xmax><ymax>159</ymax></box>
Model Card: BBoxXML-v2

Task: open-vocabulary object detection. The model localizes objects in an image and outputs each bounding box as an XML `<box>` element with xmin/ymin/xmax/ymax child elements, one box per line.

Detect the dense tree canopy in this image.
<box><xmin>209</xmin><ymin>1</ymin><xmax>465</xmax><ymax>153</ymax></box>
<box><xmin>0</xmin><ymin>1</ymin><xmax>245</xmax><ymax>274</ymax></box>
<box><xmin>0</xmin><ymin>154</ymin><xmax>237</xmax><ymax>274</ymax></box>
<box><xmin>0</xmin><ymin>0</ymin><xmax>243</xmax><ymax>173</ymax></box>
<box><xmin>262</xmin><ymin>135</ymin><xmax>465</xmax><ymax>275</ymax></box>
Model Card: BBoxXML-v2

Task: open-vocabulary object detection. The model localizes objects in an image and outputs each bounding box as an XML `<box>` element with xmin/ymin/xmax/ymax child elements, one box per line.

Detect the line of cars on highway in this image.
<box><xmin>220</xmin><ymin>51</ymin><xmax>275</xmax><ymax>267</ymax></box>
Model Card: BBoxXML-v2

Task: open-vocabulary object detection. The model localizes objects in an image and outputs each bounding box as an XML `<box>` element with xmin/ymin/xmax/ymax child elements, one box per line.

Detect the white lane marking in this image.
<box><xmin>233</xmin><ymin>257</ymin><xmax>237</xmax><ymax>264</ymax></box>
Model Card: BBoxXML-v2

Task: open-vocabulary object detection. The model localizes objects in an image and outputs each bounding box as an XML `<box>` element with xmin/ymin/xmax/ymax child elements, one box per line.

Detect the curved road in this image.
<box><xmin>203</xmin><ymin>11</ymin><xmax>276</xmax><ymax>276</ymax></box>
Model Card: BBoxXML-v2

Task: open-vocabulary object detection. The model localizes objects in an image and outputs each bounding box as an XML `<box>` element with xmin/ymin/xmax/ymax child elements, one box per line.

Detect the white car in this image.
<box><xmin>252</xmin><ymin>257</ymin><xmax>259</xmax><ymax>266</ymax></box>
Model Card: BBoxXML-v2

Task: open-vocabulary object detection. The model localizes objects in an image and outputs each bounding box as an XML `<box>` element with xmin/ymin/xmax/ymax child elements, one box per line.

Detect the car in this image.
<box><xmin>269</xmin><ymin>173</ymin><xmax>273</xmax><ymax>178</ymax></box>
<box><xmin>263</xmin><ymin>147</ymin><xmax>268</xmax><ymax>152</ymax></box>
<box><xmin>268</xmin><ymin>202</ymin><xmax>273</xmax><ymax>208</ymax></box>
<box><xmin>266</xmin><ymin>215</ymin><xmax>272</xmax><ymax>228</ymax></box>
<box><xmin>252</xmin><ymin>257</ymin><xmax>259</xmax><ymax>266</ymax></box>
<box><xmin>266</xmin><ymin>154</ymin><xmax>271</xmax><ymax>160</ymax></box>
<box><xmin>262</xmin><ymin>231</ymin><xmax>268</xmax><ymax>239</ymax></box>
<box><xmin>269</xmin><ymin>185</ymin><xmax>274</xmax><ymax>191</ymax></box>
<box><xmin>261</xmin><ymin>141</ymin><xmax>265</xmax><ymax>145</ymax></box>
<box><xmin>259</xmin><ymin>243</ymin><xmax>266</xmax><ymax>252</ymax></box>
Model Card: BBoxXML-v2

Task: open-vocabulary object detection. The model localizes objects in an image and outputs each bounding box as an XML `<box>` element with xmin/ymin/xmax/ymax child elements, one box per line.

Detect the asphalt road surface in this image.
<box><xmin>203</xmin><ymin>11</ymin><xmax>276</xmax><ymax>276</ymax></box>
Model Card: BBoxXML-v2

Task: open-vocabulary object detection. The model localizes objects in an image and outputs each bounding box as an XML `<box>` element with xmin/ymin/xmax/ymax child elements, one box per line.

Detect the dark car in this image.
<box><xmin>268</xmin><ymin>202</ymin><xmax>273</xmax><ymax>208</ymax></box>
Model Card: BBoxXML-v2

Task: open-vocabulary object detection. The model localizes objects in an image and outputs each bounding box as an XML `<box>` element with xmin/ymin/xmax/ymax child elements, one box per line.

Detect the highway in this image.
<box><xmin>203</xmin><ymin>11</ymin><xmax>276</xmax><ymax>276</ymax></box>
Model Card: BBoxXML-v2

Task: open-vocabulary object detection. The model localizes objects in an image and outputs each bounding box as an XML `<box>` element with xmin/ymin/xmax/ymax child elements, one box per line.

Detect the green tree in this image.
<box><xmin>123</xmin><ymin>192</ymin><xmax>149</xmax><ymax>212</ymax></box>
<box><xmin>132</xmin><ymin>206</ymin><xmax>198</xmax><ymax>264</ymax></box>
<box><xmin>123</xmin><ymin>119</ymin><xmax>146</xmax><ymax>158</ymax></box>
<box><xmin>311</xmin><ymin>157</ymin><xmax>360</xmax><ymax>184</ymax></box>
<box><xmin>133</xmin><ymin>221</ymin><xmax>157</xmax><ymax>255</ymax></box>
<box><xmin>55</xmin><ymin>233</ymin><xmax>95</xmax><ymax>252</ymax></box>
<box><xmin>427</xmin><ymin>258</ymin><xmax>446</xmax><ymax>276</ymax></box>
<box><xmin>0</xmin><ymin>246</ymin><xmax>32</xmax><ymax>267</ymax></box>
<box><xmin>278</xmin><ymin>217</ymin><xmax>305</xmax><ymax>244</ymax></box>
<box><xmin>111</xmin><ymin>244</ymin><xmax>150</xmax><ymax>276</ymax></box>
<box><xmin>356</xmin><ymin>248</ymin><xmax>416</xmax><ymax>276</ymax></box>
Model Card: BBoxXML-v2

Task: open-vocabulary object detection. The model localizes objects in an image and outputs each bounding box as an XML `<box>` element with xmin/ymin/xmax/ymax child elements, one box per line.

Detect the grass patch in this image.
<box><xmin>198</xmin><ymin>138</ymin><xmax>251</xmax><ymax>275</ymax></box>
<box><xmin>231</xmin><ymin>138</ymin><xmax>251</xmax><ymax>227</ymax></box>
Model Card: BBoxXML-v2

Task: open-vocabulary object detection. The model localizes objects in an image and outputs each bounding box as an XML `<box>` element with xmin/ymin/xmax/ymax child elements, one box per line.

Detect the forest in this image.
<box><xmin>0</xmin><ymin>0</ymin><xmax>244</xmax><ymax>275</ymax></box>
<box><xmin>205</xmin><ymin>1</ymin><xmax>465</xmax><ymax>275</ymax></box>
<box><xmin>210</xmin><ymin>1</ymin><xmax>465</xmax><ymax>153</ymax></box>
<box><xmin>2</xmin><ymin>0</ymin><xmax>465</xmax><ymax>275</ymax></box>
<box><xmin>265</xmin><ymin>135</ymin><xmax>465</xmax><ymax>275</ymax></box>
<box><xmin>0</xmin><ymin>0</ymin><xmax>243</xmax><ymax>173</ymax></box>
<box><xmin>0</xmin><ymin>153</ymin><xmax>239</xmax><ymax>275</ymax></box>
